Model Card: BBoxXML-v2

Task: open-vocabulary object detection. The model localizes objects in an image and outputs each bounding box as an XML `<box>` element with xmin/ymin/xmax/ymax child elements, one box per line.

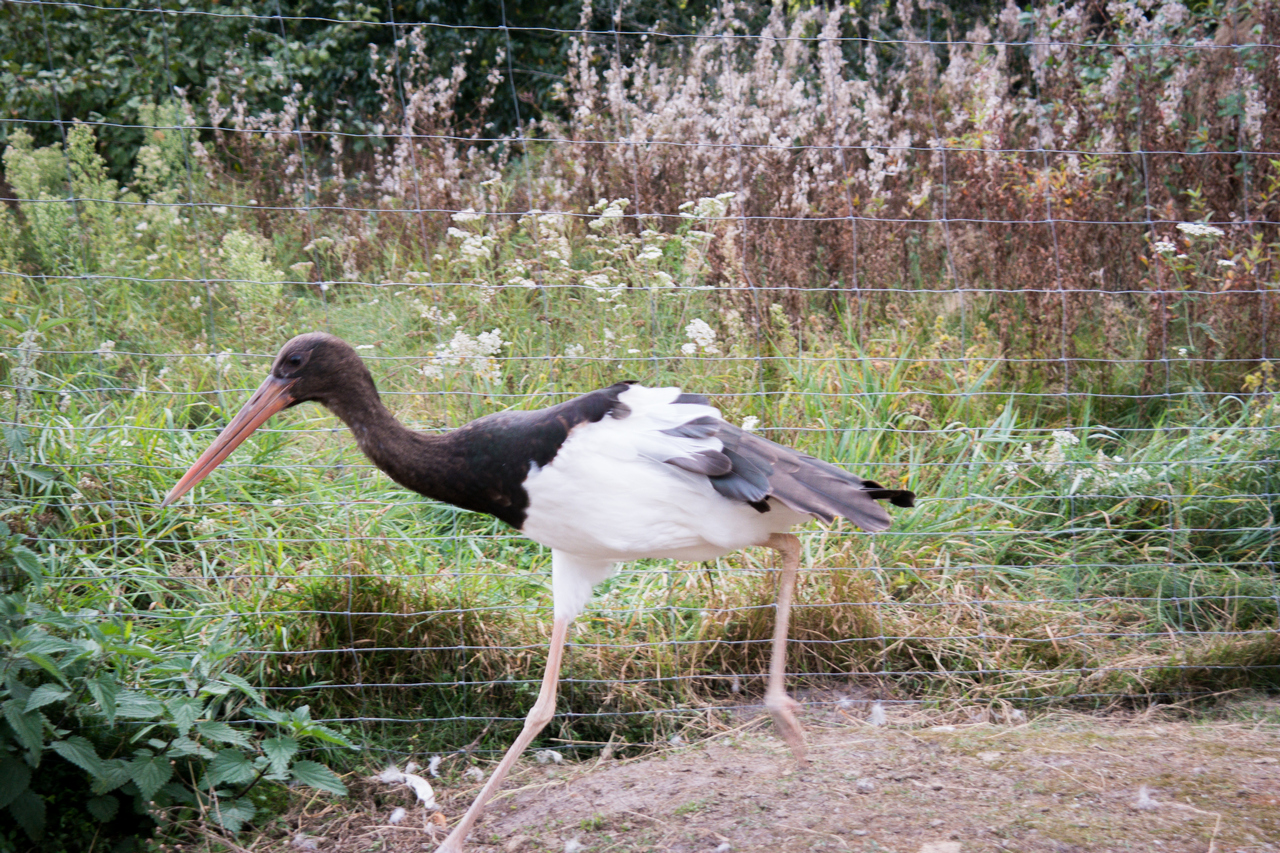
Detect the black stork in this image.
<box><xmin>163</xmin><ymin>332</ymin><xmax>914</xmax><ymax>852</ymax></box>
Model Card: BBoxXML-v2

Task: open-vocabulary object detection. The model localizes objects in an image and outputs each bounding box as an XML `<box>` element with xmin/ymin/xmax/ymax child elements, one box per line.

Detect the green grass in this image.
<box><xmin>1</xmin><ymin>121</ymin><xmax>1278</xmax><ymax>773</ymax></box>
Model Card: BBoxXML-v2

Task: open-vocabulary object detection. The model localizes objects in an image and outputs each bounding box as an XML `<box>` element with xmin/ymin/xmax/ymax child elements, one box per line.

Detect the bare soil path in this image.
<box><xmin>266</xmin><ymin>701</ymin><xmax>1280</xmax><ymax>853</ymax></box>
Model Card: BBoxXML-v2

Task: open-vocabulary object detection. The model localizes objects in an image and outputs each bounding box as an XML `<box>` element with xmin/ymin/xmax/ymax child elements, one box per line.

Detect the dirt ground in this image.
<box><xmin>272</xmin><ymin>698</ymin><xmax>1280</xmax><ymax>853</ymax></box>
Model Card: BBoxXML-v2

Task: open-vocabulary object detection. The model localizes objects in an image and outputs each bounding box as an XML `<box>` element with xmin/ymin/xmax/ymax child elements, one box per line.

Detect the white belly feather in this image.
<box><xmin>521</xmin><ymin>385</ymin><xmax>810</xmax><ymax>565</ymax></box>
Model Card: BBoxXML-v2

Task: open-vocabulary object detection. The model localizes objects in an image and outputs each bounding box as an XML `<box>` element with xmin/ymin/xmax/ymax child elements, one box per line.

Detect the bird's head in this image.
<box><xmin>161</xmin><ymin>332</ymin><xmax>371</xmax><ymax>507</ymax></box>
<box><xmin>269</xmin><ymin>332</ymin><xmax>371</xmax><ymax>409</ymax></box>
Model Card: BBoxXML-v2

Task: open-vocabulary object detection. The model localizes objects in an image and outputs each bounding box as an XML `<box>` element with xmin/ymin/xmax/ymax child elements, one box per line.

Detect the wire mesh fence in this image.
<box><xmin>2</xmin><ymin>0</ymin><xmax>1278</xmax><ymax>763</ymax></box>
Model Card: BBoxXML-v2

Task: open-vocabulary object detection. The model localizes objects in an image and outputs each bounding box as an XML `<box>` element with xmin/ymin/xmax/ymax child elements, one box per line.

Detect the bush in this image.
<box><xmin>0</xmin><ymin>564</ymin><xmax>355</xmax><ymax>851</ymax></box>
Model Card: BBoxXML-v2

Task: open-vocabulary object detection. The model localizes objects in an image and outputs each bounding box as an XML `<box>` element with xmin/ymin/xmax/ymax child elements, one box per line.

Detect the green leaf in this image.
<box><xmin>194</xmin><ymin>720</ymin><xmax>251</xmax><ymax>748</ymax></box>
<box><xmin>91</xmin><ymin>758</ymin><xmax>131</xmax><ymax>795</ymax></box>
<box><xmin>86</xmin><ymin>675</ymin><xmax>119</xmax><ymax>722</ymax></box>
<box><xmin>166</xmin><ymin>736</ymin><xmax>216</xmax><ymax>760</ymax></box>
<box><xmin>289</xmin><ymin>760</ymin><xmax>346</xmax><ymax>796</ymax></box>
<box><xmin>2</xmin><ymin>699</ymin><xmax>45</xmax><ymax>761</ymax></box>
<box><xmin>115</xmin><ymin>690</ymin><xmax>165</xmax><ymax>719</ymax></box>
<box><xmin>261</xmin><ymin>736</ymin><xmax>299</xmax><ymax>777</ymax></box>
<box><xmin>216</xmin><ymin>672</ymin><xmax>264</xmax><ymax>707</ymax></box>
<box><xmin>1</xmin><ymin>425</ymin><xmax>28</xmax><ymax>456</ymax></box>
<box><xmin>166</xmin><ymin>696</ymin><xmax>203</xmax><ymax>737</ymax></box>
<box><xmin>127</xmin><ymin>753</ymin><xmax>173</xmax><ymax>802</ymax></box>
<box><xmin>7</xmin><ymin>787</ymin><xmax>45</xmax><ymax>841</ymax></box>
<box><xmin>303</xmin><ymin>723</ymin><xmax>356</xmax><ymax>750</ymax></box>
<box><xmin>206</xmin><ymin>749</ymin><xmax>255</xmax><ymax>787</ymax></box>
<box><xmin>87</xmin><ymin>794</ymin><xmax>119</xmax><ymax>823</ymax></box>
<box><xmin>16</xmin><ymin>651</ymin><xmax>67</xmax><ymax>685</ymax></box>
<box><xmin>0</xmin><ymin>755</ymin><xmax>31</xmax><ymax>810</ymax></box>
<box><xmin>14</xmin><ymin>464</ymin><xmax>55</xmax><ymax>487</ymax></box>
<box><xmin>10</xmin><ymin>547</ymin><xmax>43</xmax><ymax>583</ymax></box>
<box><xmin>24</xmin><ymin>684</ymin><xmax>69</xmax><ymax>712</ymax></box>
<box><xmin>51</xmin><ymin>735</ymin><xmax>103</xmax><ymax>776</ymax></box>
<box><xmin>207</xmin><ymin>795</ymin><xmax>256</xmax><ymax>834</ymax></box>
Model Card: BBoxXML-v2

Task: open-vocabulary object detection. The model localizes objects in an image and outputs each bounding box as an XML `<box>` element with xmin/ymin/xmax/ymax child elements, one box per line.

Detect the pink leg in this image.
<box><xmin>764</xmin><ymin>532</ymin><xmax>808</xmax><ymax>765</ymax></box>
<box><xmin>435</xmin><ymin>616</ymin><xmax>571</xmax><ymax>853</ymax></box>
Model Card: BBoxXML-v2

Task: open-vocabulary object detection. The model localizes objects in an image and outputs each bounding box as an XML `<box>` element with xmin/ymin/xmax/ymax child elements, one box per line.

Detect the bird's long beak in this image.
<box><xmin>161</xmin><ymin>374</ymin><xmax>297</xmax><ymax>507</ymax></box>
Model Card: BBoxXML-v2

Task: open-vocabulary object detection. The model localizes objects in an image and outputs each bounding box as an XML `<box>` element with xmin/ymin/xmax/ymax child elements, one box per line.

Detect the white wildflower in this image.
<box><xmin>542</xmin><ymin>235</ymin><xmax>571</xmax><ymax>266</ymax></box>
<box><xmin>211</xmin><ymin>205</ymin><xmax>228</xmax><ymax>215</ymax></box>
<box><xmin>588</xmin><ymin>197</ymin><xmax>629</xmax><ymax>230</ymax></box>
<box><xmin>1152</xmin><ymin>240</ymin><xmax>1177</xmax><ymax>255</ymax></box>
<box><xmin>682</xmin><ymin>318</ymin><xmax>720</xmax><ymax>355</ymax></box>
<box><xmin>1217</xmin><ymin>258</ymin><xmax>1236</xmax><ymax>268</ymax></box>
<box><xmin>451</xmin><ymin>232</ymin><xmax>493</xmax><ymax>263</ymax></box>
<box><xmin>1176</xmin><ymin>222</ymin><xmax>1224</xmax><ymax>239</ymax></box>
<box><xmin>582</xmin><ymin>273</ymin><xmax>612</xmax><ymax>291</ymax></box>
<box><xmin>564</xmin><ymin>344</ymin><xmax>585</xmax><ymax>358</ymax></box>
<box><xmin>208</xmin><ymin>350</ymin><xmax>235</xmax><ymax>376</ymax></box>
<box><xmin>636</xmin><ymin>244</ymin><xmax>663</xmax><ymax>263</ymax></box>
<box><xmin>741</xmin><ymin>416</ymin><xmax>759</xmax><ymax>432</ymax></box>
<box><xmin>189</xmin><ymin>295</ymin><xmax>202</xmax><ymax>310</ymax></box>
<box><xmin>1177</xmin><ymin>347</ymin><xmax>1189</xmax><ymax>358</ymax></box>
<box><xmin>451</xmin><ymin>207</ymin><xmax>483</xmax><ymax>223</ymax></box>
<box><xmin>1041</xmin><ymin>443</ymin><xmax>1066</xmax><ymax>474</ymax></box>
<box><xmin>422</xmin><ymin>329</ymin><xmax>506</xmax><ymax>383</ymax></box>
<box><xmin>1051</xmin><ymin>430</ymin><xmax>1079</xmax><ymax>447</ymax></box>
<box><xmin>96</xmin><ymin>340</ymin><xmax>117</xmax><ymax>360</ymax></box>
<box><xmin>907</xmin><ymin>179</ymin><xmax>933</xmax><ymax>209</ymax></box>
<box><xmin>680</xmin><ymin>191</ymin><xmax>736</xmax><ymax>221</ymax></box>
<box><xmin>194</xmin><ymin>517</ymin><xmax>217</xmax><ymax>536</ymax></box>
<box><xmin>415</xmin><ymin>303</ymin><xmax>457</xmax><ymax>327</ymax></box>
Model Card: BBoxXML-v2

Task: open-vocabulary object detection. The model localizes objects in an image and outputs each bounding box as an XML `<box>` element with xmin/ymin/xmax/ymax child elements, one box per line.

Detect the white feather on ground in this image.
<box><xmin>375</xmin><ymin>765</ymin><xmax>437</xmax><ymax>809</ymax></box>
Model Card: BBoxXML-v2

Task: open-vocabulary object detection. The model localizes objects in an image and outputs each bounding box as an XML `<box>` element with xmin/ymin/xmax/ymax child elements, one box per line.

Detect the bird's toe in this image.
<box><xmin>766</xmin><ymin>694</ymin><xmax>808</xmax><ymax>766</ymax></box>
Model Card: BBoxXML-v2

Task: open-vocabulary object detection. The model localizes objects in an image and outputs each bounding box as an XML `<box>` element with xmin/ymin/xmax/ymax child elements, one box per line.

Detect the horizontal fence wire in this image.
<box><xmin>1</xmin><ymin>0</ymin><xmax>1277</xmax><ymax>764</ymax></box>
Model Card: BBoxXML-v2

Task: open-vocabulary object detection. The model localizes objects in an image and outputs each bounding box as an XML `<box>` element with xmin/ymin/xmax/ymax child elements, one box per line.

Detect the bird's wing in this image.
<box><xmin>714</xmin><ymin>425</ymin><xmax>913</xmax><ymax>530</ymax></box>
<box><xmin>614</xmin><ymin>386</ymin><xmax>914</xmax><ymax>531</ymax></box>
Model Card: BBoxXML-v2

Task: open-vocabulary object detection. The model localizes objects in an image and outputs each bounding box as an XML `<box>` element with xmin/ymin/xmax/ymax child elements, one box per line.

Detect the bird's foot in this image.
<box><xmin>433</xmin><ymin>827</ymin><xmax>467</xmax><ymax>853</ymax></box>
<box><xmin>766</xmin><ymin>693</ymin><xmax>809</xmax><ymax>767</ymax></box>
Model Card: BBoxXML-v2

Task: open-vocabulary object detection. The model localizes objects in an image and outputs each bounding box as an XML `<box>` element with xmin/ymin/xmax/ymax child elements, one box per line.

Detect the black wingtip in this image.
<box><xmin>865</xmin><ymin>484</ymin><xmax>916</xmax><ymax>504</ymax></box>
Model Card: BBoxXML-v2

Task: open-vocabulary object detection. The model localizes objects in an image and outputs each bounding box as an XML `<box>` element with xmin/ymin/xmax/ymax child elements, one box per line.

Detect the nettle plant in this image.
<box><xmin>0</xmin><ymin>566</ymin><xmax>353</xmax><ymax>850</ymax></box>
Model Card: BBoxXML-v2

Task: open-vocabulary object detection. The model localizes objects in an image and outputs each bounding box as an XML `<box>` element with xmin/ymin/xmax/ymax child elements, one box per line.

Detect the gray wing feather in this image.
<box><xmin>660</xmin><ymin>414</ymin><xmax>914</xmax><ymax>531</ymax></box>
<box><xmin>666</xmin><ymin>449</ymin><xmax>733</xmax><ymax>477</ymax></box>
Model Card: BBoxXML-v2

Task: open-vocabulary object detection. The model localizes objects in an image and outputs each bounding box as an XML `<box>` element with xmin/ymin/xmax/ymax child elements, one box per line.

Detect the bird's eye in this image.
<box><xmin>288</xmin><ymin>354</ymin><xmax>304</xmax><ymax>367</ymax></box>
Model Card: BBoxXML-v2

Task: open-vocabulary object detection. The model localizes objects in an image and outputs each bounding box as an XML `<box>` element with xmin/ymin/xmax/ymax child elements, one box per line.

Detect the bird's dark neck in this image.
<box><xmin>323</xmin><ymin>381</ymin><xmax>530</xmax><ymax>528</ymax></box>
<box><xmin>321</xmin><ymin>376</ymin><xmax>632</xmax><ymax>530</ymax></box>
